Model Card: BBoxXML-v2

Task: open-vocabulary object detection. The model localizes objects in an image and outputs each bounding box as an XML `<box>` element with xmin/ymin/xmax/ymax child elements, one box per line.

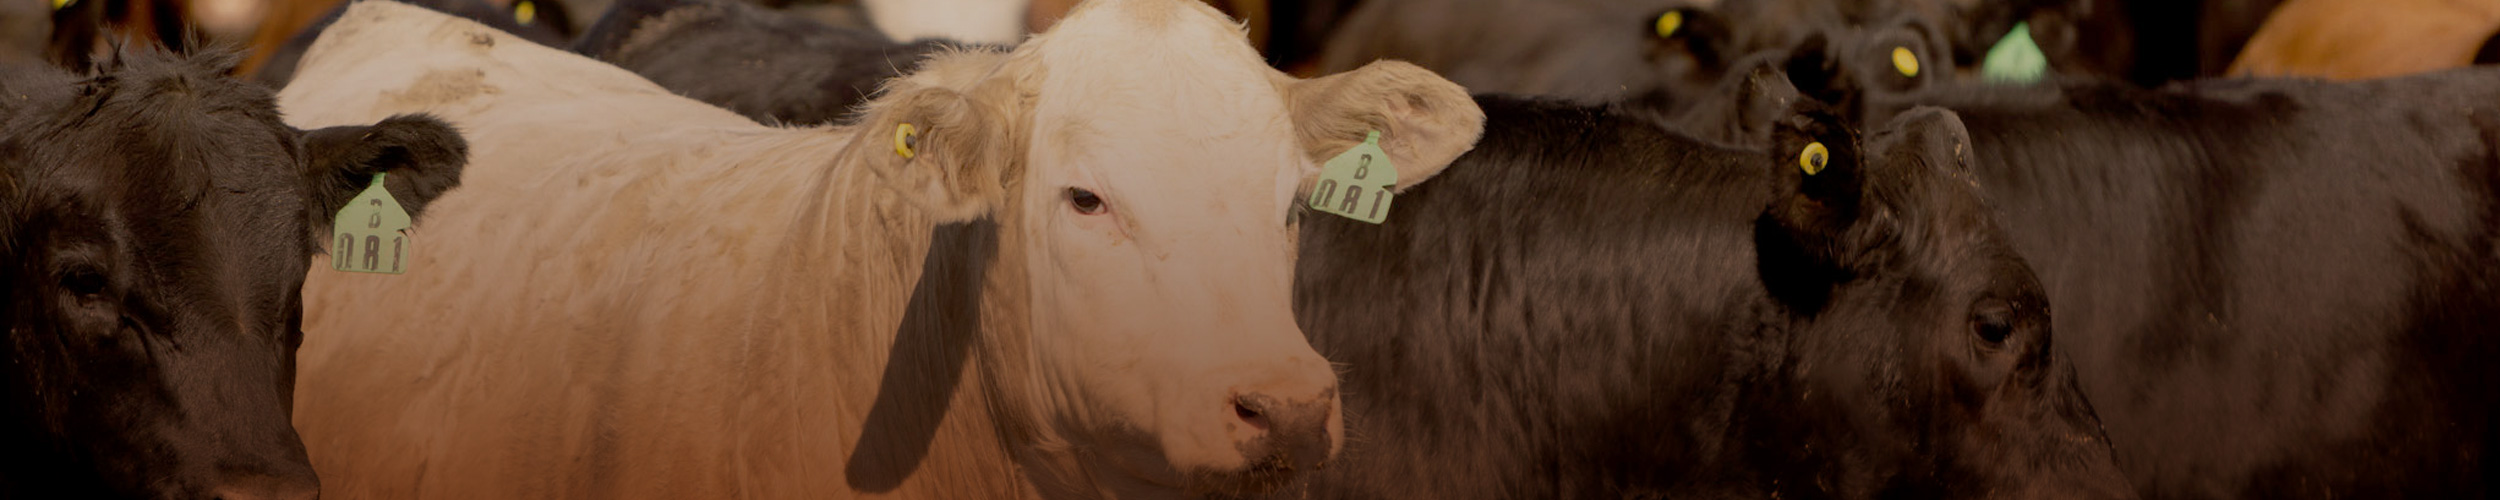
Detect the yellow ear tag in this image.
<box><xmin>1799</xmin><ymin>142</ymin><xmax>1829</xmax><ymax>175</ymax></box>
<box><xmin>331</xmin><ymin>173</ymin><xmax>414</xmax><ymax>275</ymax></box>
<box><xmin>514</xmin><ymin>0</ymin><xmax>537</xmax><ymax>25</ymax></box>
<box><xmin>1655</xmin><ymin>11</ymin><xmax>1683</xmax><ymax>38</ymax></box>
<box><xmin>894</xmin><ymin>123</ymin><xmax>918</xmax><ymax>159</ymax></box>
<box><xmin>1891</xmin><ymin>47</ymin><xmax>1920</xmax><ymax>78</ymax></box>
<box><xmin>1307</xmin><ymin>131</ymin><xmax>1397</xmax><ymax>224</ymax></box>
<box><xmin>52</xmin><ymin>0</ymin><xmax>74</xmax><ymax>10</ymax></box>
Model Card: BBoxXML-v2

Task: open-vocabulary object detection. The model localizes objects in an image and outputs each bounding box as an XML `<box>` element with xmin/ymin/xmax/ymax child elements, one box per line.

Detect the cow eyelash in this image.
<box><xmin>1067</xmin><ymin>187</ymin><xmax>1108</xmax><ymax>215</ymax></box>
<box><xmin>60</xmin><ymin>266</ymin><xmax>107</xmax><ymax>298</ymax></box>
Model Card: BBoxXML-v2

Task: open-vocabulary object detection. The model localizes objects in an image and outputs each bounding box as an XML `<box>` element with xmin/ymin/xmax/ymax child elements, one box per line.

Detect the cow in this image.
<box><xmin>273</xmin><ymin>0</ymin><xmax>1486</xmax><ymax>497</ymax></box>
<box><xmin>572</xmin><ymin>0</ymin><xmax>978</xmax><ymax>126</ymax></box>
<box><xmin>1302</xmin><ymin>0</ymin><xmax>2063</xmax><ymax>105</ymax></box>
<box><xmin>2226</xmin><ymin>0</ymin><xmax>2500</xmax><ymax>80</ymax></box>
<box><xmin>1288</xmin><ymin>87</ymin><xmax>2134</xmax><ymax>498</ymax></box>
<box><xmin>249</xmin><ymin>0</ymin><xmax>573</xmax><ymax>86</ymax></box>
<box><xmin>483</xmin><ymin>13</ymin><xmax>2142</xmax><ymax>494</ymax></box>
<box><xmin>1760</xmin><ymin>44</ymin><xmax>2500</xmax><ymax>498</ymax></box>
<box><xmin>1</xmin><ymin>49</ymin><xmax>467</xmax><ymax>499</ymax></box>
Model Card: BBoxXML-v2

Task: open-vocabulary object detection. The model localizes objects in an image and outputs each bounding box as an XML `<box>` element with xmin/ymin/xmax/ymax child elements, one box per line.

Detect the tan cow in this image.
<box><xmin>274</xmin><ymin>0</ymin><xmax>1483</xmax><ymax>497</ymax></box>
<box><xmin>2229</xmin><ymin>0</ymin><xmax>2500</xmax><ymax>80</ymax></box>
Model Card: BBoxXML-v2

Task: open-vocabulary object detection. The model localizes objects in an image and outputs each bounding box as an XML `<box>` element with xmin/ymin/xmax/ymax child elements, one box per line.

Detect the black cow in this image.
<box><xmin>1303</xmin><ymin>0</ymin><xmax>2062</xmax><ymax>106</ymax></box>
<box><xmin>572</xmin><ymin>0</ymin><xmax>979</xmax><ymax>126</ymax></box>
<box><xmin>254</xmin><ymin>0</ymin><xmax>574</xmax><ymax>86</ymax></box>
<box><xmin>1</xmin><ymin>49</ymin><xmax>467</xmax><ymax>499</ymax></box>
<box><xmin>1761</xmin><ymin>45</ymin><xmax>2500</xmax><ymax>498</ymax></box>
<box><xmin>1285</xmin><ymin>86</ymin><xmax>2133</xmax><ymax>498</ymax></box>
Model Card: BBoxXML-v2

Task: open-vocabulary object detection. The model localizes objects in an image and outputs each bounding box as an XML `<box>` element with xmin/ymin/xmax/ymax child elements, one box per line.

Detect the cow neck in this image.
<box><xmin>704</xmin><ymin>131</ymin><xmax>1006</xmax><ymax>496</ymax></box>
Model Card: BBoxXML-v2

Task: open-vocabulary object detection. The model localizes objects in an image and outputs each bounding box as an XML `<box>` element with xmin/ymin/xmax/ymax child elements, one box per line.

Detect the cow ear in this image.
<box><xmin>1779</xmin><ymin>34</ymin><xmax>1857</xmax><ymax>110</ymax></box>
<box><xmin>852</xmin><ymin>86</ymin><xmax>1005</xmax><ymax>222</ymax></box>
<box><xmin>1285</xmin><ymin>60</ymin><xmax>1485</xmax><ymax>193</ymax></box>
<box><xmin>300</xmin><ymin>114</ymin><xmax>469</xmax><ymax>233</ymax></box>
<box><xmin>1678</xmin><ymin>53</ymin><xmax>1806</xmax><ymax>146</ymax></box>
<box><xmin>1754</xmin><ymin>101</ymin><xmax>1880</xmax><ymax>314</ymax></box>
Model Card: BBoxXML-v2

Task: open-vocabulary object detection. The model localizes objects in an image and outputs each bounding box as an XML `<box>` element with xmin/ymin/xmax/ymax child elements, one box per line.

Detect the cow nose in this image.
<box><xmin>1231</xmin><ymin>388</ymin><xmax>1337</xmax><ymax>474</ymax></box>
<box><xmin>212</xmin><ymin>473</ymin><xmax>319</xmax><ymax>500</ymax></box>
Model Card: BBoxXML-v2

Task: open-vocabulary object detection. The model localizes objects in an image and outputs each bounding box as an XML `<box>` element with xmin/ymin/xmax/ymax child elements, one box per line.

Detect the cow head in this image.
<box><xmin>1746</xmin><ymin>91</ymin><xmax>2131</xmax><ymax>498</ymax></box>
<box><xmin>0</xmin><ymin>50</ymin><xmax>465</xmax><ymax>499</ymax></box>
<box><xmin>842</xmin><ymin>0</ymin><xmax>1483</xmax><ymax>497</ymax></box>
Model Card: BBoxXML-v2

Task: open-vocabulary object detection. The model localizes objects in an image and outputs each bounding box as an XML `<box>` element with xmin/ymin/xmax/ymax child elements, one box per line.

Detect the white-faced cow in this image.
<box><xmin>2</xmin><ymin>50</ymin><xmax>466</xmax><ymax>499</ymax></box>
<box><xmin>274</xmin><ymin>0</ymin><xmax>1483</xmax><ymax>497</ymax></box>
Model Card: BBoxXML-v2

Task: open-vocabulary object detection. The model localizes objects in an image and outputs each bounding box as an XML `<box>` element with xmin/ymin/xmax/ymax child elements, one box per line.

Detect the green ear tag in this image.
<box><xmin>1982</xmin><ymin>22</ymin><xmax>2048</xmax><ymax>84</ymax></box>
<box><xmin>330</xmin><ymin>173</ymin><xmax>414</xmax><ymax>275</ymax></box>
<box><xmin>1307</xmin><ymin>131</ymin><xmax>1396</xmax><ymax>224</ymax></box>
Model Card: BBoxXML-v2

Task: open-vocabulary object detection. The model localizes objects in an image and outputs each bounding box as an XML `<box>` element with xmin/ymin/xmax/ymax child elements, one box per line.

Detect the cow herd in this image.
<box><xmin>3</xmin><ymin>0</ymin><xmax>2497</xmax><ymax>499</ymax></box>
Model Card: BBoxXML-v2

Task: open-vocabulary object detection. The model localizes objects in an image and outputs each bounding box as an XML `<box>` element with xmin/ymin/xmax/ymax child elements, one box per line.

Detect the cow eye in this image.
<box><xmin>61</xmin><ymin>267</ymin><xmax>107</xmax><ymax>299</ymax></box>
<box><xmin>1970</xmin><ymin>298</ymin><xmax>2015</xmax><ymax>345</ymax></box>
<box><xmin>1067</xmin><ymin>188</ymin><xmax>1107</xmax><ymax>215</ymax></box>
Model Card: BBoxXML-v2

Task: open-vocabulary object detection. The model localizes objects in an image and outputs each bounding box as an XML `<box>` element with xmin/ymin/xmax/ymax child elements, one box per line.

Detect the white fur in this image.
<box><xmin>863</xmin><ymin>0</ymin><xmax>1030</xmax><ymax>44</ymax></box>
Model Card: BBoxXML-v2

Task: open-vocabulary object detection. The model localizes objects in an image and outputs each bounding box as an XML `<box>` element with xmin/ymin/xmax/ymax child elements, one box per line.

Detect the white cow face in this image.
<box><xmin>848</xmin><ymin>0</ymin><xmax>1483</xmax><ymax>495</ymax></box>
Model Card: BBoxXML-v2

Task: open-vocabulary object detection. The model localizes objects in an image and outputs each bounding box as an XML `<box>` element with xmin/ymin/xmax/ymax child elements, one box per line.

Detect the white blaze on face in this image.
<box><xmin>1019</xmin><ymin>0</ymin><xmax>1325</xmax><ymax>481</ymax></box>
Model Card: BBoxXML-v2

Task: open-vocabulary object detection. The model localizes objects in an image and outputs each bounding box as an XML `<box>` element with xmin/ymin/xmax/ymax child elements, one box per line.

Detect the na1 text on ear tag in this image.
<box><xmin>1307</xmin><ymin>131</ymin><xmax>1396</xmax><ymax>224</ymax></box>
<box><xmin>331</xmin><ymin>173</ymin><xmax>414</xmax><ymax>275</ymax></box>
<box><xmin>1982</xmin><ymin>22</ymin><xmax>2048</xmax><ymax>84</ymax></box>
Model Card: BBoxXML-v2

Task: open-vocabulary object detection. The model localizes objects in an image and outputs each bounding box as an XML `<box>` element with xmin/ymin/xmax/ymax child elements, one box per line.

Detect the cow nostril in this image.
<box><xmin>1233</xmin><ymin>398</ymin><xmax>1269</xmax><ymax>431</ymax></box>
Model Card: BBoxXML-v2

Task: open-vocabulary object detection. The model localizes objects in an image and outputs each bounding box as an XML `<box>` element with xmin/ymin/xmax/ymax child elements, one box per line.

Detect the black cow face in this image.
<box><xmin>1745</xmin><ymin>98</ymin><xmax>2132</xmax><ymax>498</ymax></box>
<box><xmin>0</xmin><ymin>50</ymin><xmax>465</xmax><ymax>499</ymax></box>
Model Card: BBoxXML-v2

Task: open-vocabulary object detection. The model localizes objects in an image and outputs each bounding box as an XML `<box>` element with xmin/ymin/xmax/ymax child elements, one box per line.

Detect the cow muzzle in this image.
<box><xmin>1183</xmin><ymin>383</ymin><xmax>1340</xmax><ymax>498</ymax></box>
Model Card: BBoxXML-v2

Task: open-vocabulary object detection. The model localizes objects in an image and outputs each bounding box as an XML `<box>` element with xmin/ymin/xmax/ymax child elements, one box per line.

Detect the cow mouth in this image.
<box><xmin>1182</xmin><ymin>449</ymin><xmax>1322</xmax><ymax>499</ymax></box>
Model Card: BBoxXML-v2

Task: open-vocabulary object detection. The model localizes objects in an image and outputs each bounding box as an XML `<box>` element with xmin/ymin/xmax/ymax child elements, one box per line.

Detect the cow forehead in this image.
<box><xmin>1018</xmin><ymin>0</ymin><xmax>1298</xmax><ymax>193</ymax></box>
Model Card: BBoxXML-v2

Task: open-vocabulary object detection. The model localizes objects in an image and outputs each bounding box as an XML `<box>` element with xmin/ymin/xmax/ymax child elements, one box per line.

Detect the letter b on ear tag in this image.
<box><xmin>1307</xmin><ymin>131</ymin><xmax>1397</xmax><ymax>224</ymax></box>
<box><xmin>331</xmin><ymin>173</ymin><xmax>414</xmax><ymax>274</ymax></box>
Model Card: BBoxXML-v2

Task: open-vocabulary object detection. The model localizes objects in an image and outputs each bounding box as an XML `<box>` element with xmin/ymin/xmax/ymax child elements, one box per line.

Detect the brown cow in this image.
<box><xmin>2229</xmin><ymin>0</ymin><xmax>2500</xmax><ymax>79</ymax></box>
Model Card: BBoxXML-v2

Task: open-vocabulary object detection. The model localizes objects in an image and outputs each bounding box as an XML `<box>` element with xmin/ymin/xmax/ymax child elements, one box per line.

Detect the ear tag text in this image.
<box><xmin>1982</xmin><ymin>22</ymin><xmax>2047</xmax><ymax>83</ymax></box>
<box><xmin>331</xmin><ymin>173</ymin><xmax>414</xmax><ymax>274</ymax></box>
<box><xmin>1307</xmin><ymin>131</ymin><xmax>1396</xmax><ymax>224</ymax></box>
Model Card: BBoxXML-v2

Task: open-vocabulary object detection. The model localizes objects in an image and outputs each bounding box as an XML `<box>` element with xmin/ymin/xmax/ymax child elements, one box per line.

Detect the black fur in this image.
<box><xmin>0</xmin><ymin>48</ymin><xmax>466</xmax><ymax>498</ymax></box>
<box><xmin>574</xmin><ymin>0</ymin><xmax>985</xmax><ymax>126</ymax></box>
<box><xmin>1286</xmin><ymin>93</ymin><xmax>2131</xmax><ymax>499</ymax></box>
<box><xmin>1784</xmin><ymin>56</ymin><xmax>2500</xmax><ymax>498</ymax></box>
